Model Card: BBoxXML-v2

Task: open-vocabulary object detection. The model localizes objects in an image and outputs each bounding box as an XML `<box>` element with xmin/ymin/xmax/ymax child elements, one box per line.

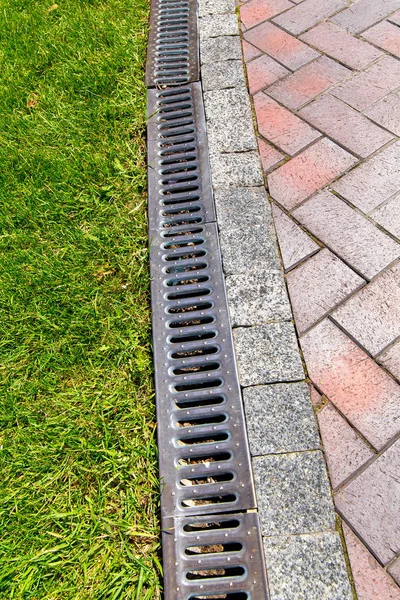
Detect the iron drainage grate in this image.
<box><xmin>147</xmin><ymin>83</ymin><xmax>215</xmax><ymax>232</ymax></box>
<box><xmin>162</xmin><ymin>512</ymin><xmax>268</xmax><ymax>599</ymax></box>
<box><xmin>146</xmin><ymin>0</ymin><xmax>199</xmax><ymax>87</ymax></box>
<box><xmin>149</xmin><ymin>223</ymin><xmax>256</xmax><ymax>519</ymax></box>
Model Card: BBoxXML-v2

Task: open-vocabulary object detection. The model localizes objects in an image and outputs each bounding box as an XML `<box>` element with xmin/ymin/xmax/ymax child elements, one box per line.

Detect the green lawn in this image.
<box><xmin>0</xmin><ymin>1</ymin><xmax>161</xmax><ymax>598</ymax></box>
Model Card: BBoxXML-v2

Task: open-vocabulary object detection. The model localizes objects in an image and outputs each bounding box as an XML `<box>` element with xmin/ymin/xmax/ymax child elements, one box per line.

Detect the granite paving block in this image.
<box><xmin>253</xmin><ymin>451</ymin><xmax>335</xmax><ymax>536</ymax></box>
<box><xmin>258</xmin><ymin>139</ymin><xmax>285</xmax><ymax>172</ymax></box>
<box><xmin>378</xmin><ymin>339</ymin><xmax>400</xmax><ymax>381</ymax></box>
<box><xmin>267</xmin><ymin>56</ymin><xmax>350</xmax><ymax>111</ymax></box>
<box><xmin>201</xmin><ymin>60</ymin><xmax>246</xmax><ymax>91</ymax></box>
<box><xmin>343</xmin><ymin>523</ymin><xmax>400</xmax><ymax>600</ymax></box>
<box><xmin>244</xmin><ymin>21</ymin><xmax>319</xmax><ymax>70</ymax></box>
<box><xmin>293</xmin><ymin>190</ymin><xmax>400</xmax><ymax>279</ymax></box>
<box><xmin>388</xmin><ymin>556</ymin><xmax>400</xmax><ymax>587</ymax></box>
<box><xmin>331</xmin><ymin>55</ymin><xmax>400</xmax><ymax>111</ymax></box>
<box><xmin>299</xmin><ymin>94</ymin><xmax>394</xmax><ymax>158</ymax></box>
<box><xmin>214</xmin><ymin>186</ymin><xmax>271</xmax><ymax>231</ymax></box>
<box><xmin>254</xmin><ymin>93</ymin><xmax>320</xmax><ymax>156</ymax></box>
<box><xmin>364</xmin><ymin>90</ymin><xmax>400</xmax><ymax>137</ymax></box>
<box><xmin>240</xmin><ymin>0</ymin><xmax>293</xmax><ymax>30</ymax></box>
<box><xmin>198</xmin><ymin>0</ymin><xmax>236</xmax><ymax>16</ymax></box>
<box><xmin>300</xmin><ymin>21</ymin><xmax>383</xmax><ymax>70</ymax></box>
<box><xmin>272</xmin><ymin>0</ymin><xmax>349</xmax><ymax>35</ymax></box>
<box><xmin>268</xmin><ymin>138</ymin><xmax>357</xmax><ymax>210</ymax></box>
<box><xmin>208</xmin><ymin>151</ymin><xmax>263</xmax><ymax>188</ymax></box>
<box><xmin>336</xmin><ymin>440</ymin><xmax>400</xmax><ymax>564</ymax></box>
<box><xmin>333</xmin><ymin>141</ymin><xmax>400</xmax><ymax>213</ymax></box>
<box><xmin>332</xmin><ymin>261</ymin><xmax>400</xmax><ymax>356</ymax></box>
<box><xmin>332</xmin><ymin>0</ymin><xmax>400</xmax><ymax>34</ymax></box>
<box><xmin>219</xmin><ymin>225</ymin><xmax>280</xmax><ymax>275</ymax></box>
<box><xmin>243</xmin><ymin>382</ymin><xmax>320</xmax><ymax>455</ymax></box>
<box><xmin>301</xmin><ymin>319</ymin><xmax>400</xmax><ymax>449</ymax></box>
<box><xmin>226</xmin><ymin>271</ymin><xmax>291</xmax><ymax>326</ymax></box>
<box><xmin>199</xmin><ymin>13</ymin><xmax>239</xmax><ymax>39</ymax></box>
<box><xmin>286</xmin><ymin>248</ymin><xmax>365</xmax><ymax>334</ymax></box>
<box><xmin>200</xmin><ymin>35</ymin><xmax>242</xmax><ymax>64</ymax></box>
<box><xmin>247</xmin><ymin>54</ymin><xmax>289</xmax><ymax>95</ymax></box>
<box><xmin>362</xmin><ymin>19</ymin><xmax>400</xmax><ymax>57</ymax></box>
<box><xmin>371</xmin><ymin>193</ymin><xmax>400</xmax><ymax>239</ymax></box>
<box><xmin>204</xmin><ymin>88</ymin><xmax>257</xmax><ymax>153</ymax></box>
<box><xmin>272</xmin><ymin>204</ymin><xmax>319</xmax><ymax>271</ymax></box>
<box><xmin>264</xmin><ymin>532</ymin><xmax>352</xmax><ymax>600</ymax></box>
<box><xmin>317</xmin><ymin>403</ymin><xmax>374</xmax><ymax>488</ymax></box>
<box><xmin>233</xmin><ymin>322</ymin><xmax>304</xmax><ymax>386</ymax></box>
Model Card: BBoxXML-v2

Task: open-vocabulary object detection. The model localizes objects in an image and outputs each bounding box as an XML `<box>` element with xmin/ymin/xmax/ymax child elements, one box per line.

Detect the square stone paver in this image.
<box><xmin>286</xmin><ymin>248</ymin><xmax>365</xmax><ymax>334</ymax></box>
<box><xmin>336</xmin><ymin>440</ymin><xmax>400</xmax><ymax>565</ymax></box>
<box><xmin>226</xmin><ymin>270</ymin><xmax>291</xmax><ymax>327</ymax></box>
<box><xmin>219</xmin><ymin>225</ymin><xmax>280</xmax><ymax>275</ymax></box>
<box><xmin>253</xmin><ymin>451</ymin><xmax>335</xmax><ymax>536</ymax></box>
<box><xmin>214</xmin><ymin>186</ymin><xmax>271</xmax><ymax>231</ymax></box>
<box><xmin>233</xmin><ymin>322</ymin><xmax>304</xmax><ymax>386</ymax></box>
<box><xmin>332</xmin><ymin>261</ymin><xmax>400</xmax><ymax>356</ymax></box>
<box><xmin>208</xmin><ymin>151</ymin><xmax>263</xmax><ymax>188</ymax></box>
<box><xmin>264</xmin><ymin>532</ymin><xmax>353</xmax><ymax>600</ymax></box>
<box><xmin>201</xmin><ymin>60</ymin><xmax>246</xmax><ymax>91</ymax></box>
<box><xmin>243</xmin><ymin>382</ymin><xmax>320</xmax><ymax>455</ymax></box>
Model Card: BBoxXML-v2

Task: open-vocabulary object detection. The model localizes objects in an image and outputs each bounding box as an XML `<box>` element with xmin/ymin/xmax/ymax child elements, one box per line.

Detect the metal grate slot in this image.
<box><xmin>162</xmin><ymin>513</ymin><xmax>268</xmax><ymax>599</ymax></box>
<box><xmin>150</xmin><ymin>223</ymin><xmax>256</xmax><ymax>518</ymax></box>
<box><xmin>146</xmin><ymin>0</ymin><xmax>199</xmax><ymax>86</ymax></box>
<box><xmin>147</xmin><ymin>84</ymin><xmax>215</xmax><ymax>232</ymax></box>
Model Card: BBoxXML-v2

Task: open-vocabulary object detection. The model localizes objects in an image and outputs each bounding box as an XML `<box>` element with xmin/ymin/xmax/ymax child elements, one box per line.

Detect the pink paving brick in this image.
<box><xmin>299</xmin><ymin>94</ymin><xmax>394</xmax><ymax>158</ymax></box>
<box><xmin>332</xmin><ymin>261</ymin><xmax>400</xmax><ymax>356</ymax></box>
<box><xmin>300</xmin><ymin>21</ymin><xmax>383</xmax><ymax>70</ymax></box>
<box><xmin>332</xmin><ymin>0</ymin><xmax>400</xmax><ymax>34</ymax></box>
<box><xmin>293</xmin><ymin>190</ymin><xmax>400</xmax><ymax>279</ymax></box>
<box><xmin>342</xmin><ymin>523</ymin><xmax>400</xmax><ymax>600</ymax></box>
<box><xmin>268</xmin><ymin>138</ymin><xmax>357</xmax><ymax>210</ymax></box>
<box><xmin>272</xmin><ymin>0</ymin><xmax>349</xmax><ymax>35</ymax></box>
<box><xmin>272</xmin><ymin>204</ymin><xmax>319</xmax><ymax>270</ymax></box>
<box><xmin>253</xmin><ymin>93</ymin><xmax>320</xmax><ymax>155</ymax></box>
<box><xmin>310</xmin><ymin>384</ymin><xmax>323</xmax><ymax>406</ymax></box>
<box><xmin>247</xmin><ymin>54</ymin><xmax>289</xmax><ymax>95</ymax></box>
<box><xmin>244</xmin><ymin>21</ymin><xmax>320</xmax><ymax>70</ymax></box>
<box><xmin>317</xmin><ymin>403</ymin><xmax>374</xmax><ymax>488</ymax></box>
<box><xmin>365</xmin><ymin>90</ymin><xmax>400</xmax><ymax>137</ymax></box>
<box><xmin>287</xmin><ymin>248</ymin><xmax>364</xmax><ymax>334</ymax></box>
<box><xmin>333</xmin><ymin>141</ymin><xmax>400</xmax><ymax>213</ymax></box>
<box><xmin>389</xmin><ymin>556</ymin><xmax>400</xmax><ymax>587</ymax></box>
<box><xmin>267</xmin><ymin>56</ymin><xmax>350</xmax><ymax>110</ymax></box>
<box><xmin>362</xmin><ymin>20</ymin><xmax>400</xmax><ymax>57</ymax></box>
<box><xmin>389</xmin><ymin>9</ymin><xmax>400</xmax><ymax>25</ymax></box>
<box><xmin>331</xmin><ymin>55</ymin><xmax>400</xmax><ymax>111</ymax></box>
<box><xmin>258</xmin><ymin>138</ymin><xmax>285</xmax><ymax>172</ymax></box>
<box><xmin>371</xmin><ymin>192</ymin><xmax>400</xmax><ymax>239</ymax></box>
<box><xmin>301</xmin><ymin>319</ymin><xmax>400</xmax><ymax>449</ymax></box>
<box><xmin>336</xmin><ymin>440</ymin><xmax>400</xmax><ymax>564</ymax></box>
<box><xmin>242</xmin><ymin>39</ymin><xmax>263</xmax><ymax>62</ymax></box>
<box><xmin>378</xmin><ymin>339</ymin><xmax>400</xmax><ymax>381</ymax></box>
<box><xmin>240</xmin><ymin>0</ymin><xmax>293</xmax><ymax>30</ymax></box>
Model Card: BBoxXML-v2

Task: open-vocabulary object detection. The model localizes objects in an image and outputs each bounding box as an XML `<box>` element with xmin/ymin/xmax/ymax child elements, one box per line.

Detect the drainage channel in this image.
<box><xmin>146</xmin><ymin>2</ymin><xmax>269</xmax><ymax>598</ymax></box>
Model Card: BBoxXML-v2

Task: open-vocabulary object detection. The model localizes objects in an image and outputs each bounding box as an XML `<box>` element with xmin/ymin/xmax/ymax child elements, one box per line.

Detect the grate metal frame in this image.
<box><xmin>146</xmin><ymin>0</ymin><xmax>199</xmax><ymax>87</ymax></box>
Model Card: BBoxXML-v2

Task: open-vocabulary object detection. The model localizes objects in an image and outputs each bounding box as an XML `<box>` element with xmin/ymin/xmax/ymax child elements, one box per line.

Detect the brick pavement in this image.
<box><xmin>238</xmin><ymin>0</ymin><xmax>400</xmax><ymax>596</ymax></box>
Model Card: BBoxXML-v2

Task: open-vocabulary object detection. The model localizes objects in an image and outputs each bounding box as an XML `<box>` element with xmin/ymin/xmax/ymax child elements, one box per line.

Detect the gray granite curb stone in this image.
<box><xmin>264</xmin><ymin>533</ymin><xmax>353</xmax><ymax>600</ymax></box>
<box><xmin>198</xmin><ymin>3</ymin><xmax>353</xmax><ymax>596</ymax></box>
<box><xmin>243</xmin><ymin>382</ymin><xmax>320</xmax><ymax>454</ymax></box>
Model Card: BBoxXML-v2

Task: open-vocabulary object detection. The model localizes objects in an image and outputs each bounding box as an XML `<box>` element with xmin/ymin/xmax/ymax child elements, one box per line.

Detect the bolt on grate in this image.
<box><xmin>146</xmin><ymin>0</ymin><xmax>199</xmax><ymax>87</ymax></box>
<box><xmin>162</xmin><ymin>512</ymin><xmax>268</xmax><ymax>599</ymax></box>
